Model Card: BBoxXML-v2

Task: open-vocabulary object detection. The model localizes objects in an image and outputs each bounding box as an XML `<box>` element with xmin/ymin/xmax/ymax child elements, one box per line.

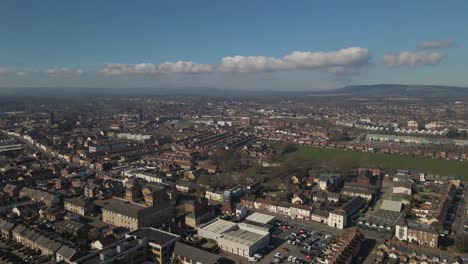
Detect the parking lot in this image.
<box><xmin>260</xmin><ymin>221</ymin><xmax>333</xmax><ymax>263</ymax></box>
<box><xmin>217</xmin><ymin>218</ymin><xmax>335</xmax><ymax>264</ymax></box>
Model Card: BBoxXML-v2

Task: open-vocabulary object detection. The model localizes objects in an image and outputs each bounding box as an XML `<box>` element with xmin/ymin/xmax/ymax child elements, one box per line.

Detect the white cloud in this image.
<box><xmin>100</xmin><ymin>61</ymin><xmax>214</xmax><ymax>75</ymax></box>
<box><xmin>218</xmin><ymin>47</ymin><xmax>370</xmax><ymax>76</ymax></box>
<box><xmin>219</xmin><ymin>56</ymin><xmax>288</xmax><ymax>72</ymax></box>
<box><xmin>158</xmin><ymin>61</ymin><xmax>214</xmax><ymax>73</ymax></box>
<box><xmin>418</xmin><ymin>40</ymin><xmax>455</xmax><ymax>50</ymax></box>
<box><xmin>283</xmin><ymin>47</ymin><xmax>370</xmax><ymax>69</ymax></box>
<box><xmin>97</xmin><ymin>48</ymin><xmax>370</xmax><ymax>78</ymax></box>
<box><xmin>99</xmin><ymin>63</ymin><xmax>157</xmax><ymax>75</ymax></box>
<box><xmin>383</xmin><ymin>51</ymin><xmax>445</xmax><ymax>68</ymax></box>
<box><xmin>46</xmin><ymin>67</ymin><xmax>84</xmax><ymax>77</ymax></box>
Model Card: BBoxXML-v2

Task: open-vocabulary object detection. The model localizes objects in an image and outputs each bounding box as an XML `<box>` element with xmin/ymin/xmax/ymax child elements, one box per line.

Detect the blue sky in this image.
<box><xmin>0</xmin><ymin>0</ymin><xmax>466</xmax><ymax>90</ymax></box>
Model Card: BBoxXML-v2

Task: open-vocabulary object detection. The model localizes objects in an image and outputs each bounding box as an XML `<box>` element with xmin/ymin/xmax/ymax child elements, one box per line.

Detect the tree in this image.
<box><xmin>271</xmin><ymin>162</ymin><xmax>293</xmax><ymax>179</ymax></box>
<box><xmin>197</xmin><ymin>173</ymin><xmax>211</xmax><ymax>186</ymax></box>
<box><xmin>446</xmin><ymin>128</ymin><xmax>460</xmax><ymax>139</ymax></box>
<box><xmin>194</xmin><ymin>186</ymin><xmax>206</xmax><ymax>198</ymax></box>
<box><xmin>210</xmin><ymin>149</ymin><xmax>245</xmax><ymax>172</ymax></box>
<box><xmin>217</xmin><ymin>173</ymin><xmax>234</xmax><ymax>187</ymax></box>
<box><xmin>461</xmin><ymin>130</ymin><xmax>467</xmax><ymax>139</ymax></box>
<box><xmin>276</xmin><ymin>142</ymin><xmax>297</xmax><ymax>157</ymax></box>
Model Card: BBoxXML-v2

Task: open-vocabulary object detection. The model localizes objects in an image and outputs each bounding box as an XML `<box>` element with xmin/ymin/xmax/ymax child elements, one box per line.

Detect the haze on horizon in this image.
<box><xmin>0</xmin><ymin>0</ymin><xmax>467</xmax><ymax>91</ymax></box>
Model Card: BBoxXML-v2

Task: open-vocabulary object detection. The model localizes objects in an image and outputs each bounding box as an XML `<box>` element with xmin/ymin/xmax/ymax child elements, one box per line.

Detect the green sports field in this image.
<box><xmin>284</xmin><ymin>145</ymin><xmax>468</xmax><ymax>179</ymax></box>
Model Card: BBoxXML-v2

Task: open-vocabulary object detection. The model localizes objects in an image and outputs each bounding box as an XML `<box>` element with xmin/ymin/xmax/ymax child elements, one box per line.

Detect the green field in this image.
<box><xmin>284</xmin><ymin>145</ymin><xmax>468</xmax><ymax>179</ymax></box>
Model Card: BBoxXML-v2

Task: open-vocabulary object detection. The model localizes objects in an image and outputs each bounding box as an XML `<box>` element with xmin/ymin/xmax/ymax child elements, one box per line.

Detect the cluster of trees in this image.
<box><xmin>197</xmin><ymin>172</ymin><xmax>234</xmax><ymax>188</ymax></box>
<box><xmin>446</xmin><ymin>128</ymin><xmax>468</xmax><ymax>139</ymax></box>
<box><xmin>329</xmin><ymin>130</ymin><xmax>351</xmax><ymax>142</ymax></box>
<box><xmin>275</xmin><ymin>142</ymin><xmax>298</xmax><ymax>157</ymax></box>
<box><xmin>209</xmin><ymin>149</ymin><xmax>248</xmax><ymax>172</ymax></box>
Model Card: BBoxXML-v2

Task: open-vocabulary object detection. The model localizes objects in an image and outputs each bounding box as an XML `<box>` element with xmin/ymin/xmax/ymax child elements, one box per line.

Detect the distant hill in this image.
<box><xmin>323</xmin><ymin>84</ymin><xmax>468</xmax><ymax>98</ymax></box>
<box><xmin>0</xmin><ymin>84</ymin><xmax>467</xmax><ymax>99</ymax></box>
<box><xmin>0</xmin><ymin>86</ymin><xmax>310</xmax><ymax>99</ymax></box>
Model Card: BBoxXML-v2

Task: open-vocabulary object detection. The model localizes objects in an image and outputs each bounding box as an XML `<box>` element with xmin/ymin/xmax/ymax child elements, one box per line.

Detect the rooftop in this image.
<box><xmin>219</xmin><ymin>228</ymin><xmax>267</xmax><ymax>246</ymax></box>
<box><xmin>245</xmin><ymin>212</ymin><xmax>275</xmax><ymax>224</ymax></box>
<box><xmin>94</xmin><ymin>197</ymin><xmax>148</xmax><ymax>219</ymax></box>
<box><xmin>173</xmin><ymin>242</ymin><xmax>222</xmax><ymax>264</ymax></box>
<box><xmin>199</xmin><ymin>219</ymin><xmax>237</xmax><ymax>235</ymax></box>
<box><xmin>380</xmin><ymin>199</ymin><xmax>403</xmax><ymax>212</ymax></box>
<box><xmin>129</xmin><ymin>227</ymin><xmax>179</xmax><ymax>245</ymax></box>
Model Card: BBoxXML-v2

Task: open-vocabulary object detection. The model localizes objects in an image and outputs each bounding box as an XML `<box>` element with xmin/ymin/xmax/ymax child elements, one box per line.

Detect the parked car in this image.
<box><xmin>272</xmin><ymin>257</ymin><xmax>283</xmax><ymax>263</ymax></box>
<box><xmin>274</xmin><ymin>252</ymin><xmax>283</xmax><ymax>257</ymax></box>
<box><xmin>248</xmin><ymin>256</ymin><xmax>259</xmax><ymax>262</ymax></box>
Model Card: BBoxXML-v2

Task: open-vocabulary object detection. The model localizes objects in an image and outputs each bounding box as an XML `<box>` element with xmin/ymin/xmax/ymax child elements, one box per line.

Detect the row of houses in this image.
<box><xmin>19</xmin><ymin>187</ymin><xmax>60</xmax><ymax>207</ymax></box>
<box><xmin>0</xmin><ymin>218</ymin><xmax>78</xmax><ymax>262</ymax></box>
<box><xmin>259</xmin><ymin>132</ymin><xmax>468</xmax><ymax>161</ymax></box>
<box><xmin>241</xmin><ymin>196</ymin><xmax>313</xmax><ymax>220</ymax></box>
<box><xmin>241</xmin><ymin>196</ymin><xmax>366</xmax><ymax>229</ymax></box>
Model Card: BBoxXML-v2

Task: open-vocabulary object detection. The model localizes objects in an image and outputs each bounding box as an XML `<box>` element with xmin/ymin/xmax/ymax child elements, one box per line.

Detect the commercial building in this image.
<box><xmin>95</xmin><ymin>197</ymin><xmax>172</xmax><ymax>231</ymax></box>
<box><xmin>217</xmin><ymin>223</ymin><xmax>270</xmax><ymax>258</ymax></box>
<box><xmin>328</xmin><ymin>197</ymin><xmax>365</xmax><ymax>229</ymax></box>
<box><xmin>198</xmin><ymin>219</ymin><xmax>270</xmax><ymax>258</ymax></box>
<box><xmin>129</xmin><ymin>227</ymin><xmax>180</xmax><ymax>264</ymax></box>
<box><xmin>393</xmin><ymin>181</ymin><xmax>412</xmax><ymax>195</ymax></box>
<box><xmin>358</xmin><ymin>209</ymin><xmax>404</xmax><ymax>233</ymax></box>
<box><xmin>198</xmin><ymin>219</ymin><xmax>237</xmax><ymax>241</ymax></box>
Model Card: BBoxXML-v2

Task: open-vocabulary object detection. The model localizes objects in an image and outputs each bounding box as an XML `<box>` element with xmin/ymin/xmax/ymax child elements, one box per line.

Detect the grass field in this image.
<box><xmin>284</xmin><ymin>145</ymin><xmax>468</xmax><ymax>179</ymax></box>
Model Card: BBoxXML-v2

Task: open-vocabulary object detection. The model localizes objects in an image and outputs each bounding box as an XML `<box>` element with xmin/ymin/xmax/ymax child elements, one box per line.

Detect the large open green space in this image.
<box><xmin>284</xmin><ymin>145</ymin><xmax>468</xmax><ymax>179</ymax></box>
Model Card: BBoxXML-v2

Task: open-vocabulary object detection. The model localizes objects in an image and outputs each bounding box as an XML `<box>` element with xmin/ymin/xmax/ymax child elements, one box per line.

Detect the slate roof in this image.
<box><xmin>94</xmin><ymin>197</ymin><xmax>148</xmax><ymax>219</ymax></box>
<box><xmin>65</xmin><ymin>197</ymin><xmax>88</xmax><ymax>207</ymax></box>
<box><xmin>56</xmin><ymin>245</ymin><xmax>78</xmax><ymax>260</ymax></box>
<box><xmin>174</xmin><ymin>242</ymin><xmax>222</xmax><ymax>264</ymax></box>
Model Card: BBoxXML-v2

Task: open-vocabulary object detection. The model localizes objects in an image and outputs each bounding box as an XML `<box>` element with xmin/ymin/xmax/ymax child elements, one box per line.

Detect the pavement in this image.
<box><xmin>454</xmin><ymin>187</ymin><xmax>467</xmax><ymax>238</ymax></box>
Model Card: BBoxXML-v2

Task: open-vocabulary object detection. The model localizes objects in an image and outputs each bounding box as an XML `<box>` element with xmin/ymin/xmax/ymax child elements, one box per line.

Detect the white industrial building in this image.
<box><xmin>198</xmin><ymin>219</ymin><xmax>270</xmax><ymax>258</ymax></box>
<box><xmin>198</xmin><ymin>219</ymin><xmax>237</xmax><ymax>241</ymax></box>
